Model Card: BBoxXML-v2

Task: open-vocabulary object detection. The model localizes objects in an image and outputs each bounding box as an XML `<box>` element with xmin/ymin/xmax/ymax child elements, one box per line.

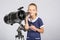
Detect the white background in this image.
<box><xmin>0</xmin><ymin>0</ymin><xmax>60</xmax><ymax>40</ymax></box>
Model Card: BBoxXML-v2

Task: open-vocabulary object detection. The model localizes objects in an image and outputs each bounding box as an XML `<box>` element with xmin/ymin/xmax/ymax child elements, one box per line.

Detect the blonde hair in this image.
<box><xmin>28</xmin><ymin>3</ymin><xmax>37</xmax><ymax>16</ymax></box>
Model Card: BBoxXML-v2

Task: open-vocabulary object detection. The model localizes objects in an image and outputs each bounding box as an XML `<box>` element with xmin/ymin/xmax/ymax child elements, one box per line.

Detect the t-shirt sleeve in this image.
<box><xmin>38</xmin><ymin>18</ymin><xmax>44</xmax><ymax>28</ymax></box>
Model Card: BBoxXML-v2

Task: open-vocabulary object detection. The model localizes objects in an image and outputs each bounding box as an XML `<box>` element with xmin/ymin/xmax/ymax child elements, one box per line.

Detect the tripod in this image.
<box><xmin>15</xmin><ymin>24</ymin><xmax>25</xmax><ymax>40</ymax></box>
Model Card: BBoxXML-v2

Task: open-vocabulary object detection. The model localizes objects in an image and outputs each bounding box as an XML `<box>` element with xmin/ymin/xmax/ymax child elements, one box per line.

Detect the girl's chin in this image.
<box><xmin>30</xmin><ymin>14</ymin><xmax>34</xmax><ymax>16</ymax></box>
<box><xmin>30</xmin><ymin>15</ymin><xmax>33</xmax><ymax>17</ymax></box>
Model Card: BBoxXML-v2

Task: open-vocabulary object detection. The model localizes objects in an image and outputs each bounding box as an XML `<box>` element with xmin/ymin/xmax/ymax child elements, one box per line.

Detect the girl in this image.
<box><xmin>25</xmin><ymin>3</ymin><xmax>44</xmax><ymax>40</ymax></box>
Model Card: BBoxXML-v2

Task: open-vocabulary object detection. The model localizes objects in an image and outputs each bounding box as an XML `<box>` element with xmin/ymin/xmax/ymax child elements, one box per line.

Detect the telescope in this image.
<box><xmin>4</xmin><ymin>7</ymin><xmax>29</xmax><ymax>40</ymax></box>
<box><xmin>4</xmin><ymin>7</ymin><xmax>29</xmax><ymax>25</ymax></box>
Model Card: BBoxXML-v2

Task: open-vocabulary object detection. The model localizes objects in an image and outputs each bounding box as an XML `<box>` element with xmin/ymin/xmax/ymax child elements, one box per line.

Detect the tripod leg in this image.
<box><xmin>23</xmin><ymin>37</ymin><xmax>24</xmax><ymax>40</ymax></box>
<box><xmin>21</xmin><ymin>35</ymin><xmax>24</xmax><ymax>40</ymax></box>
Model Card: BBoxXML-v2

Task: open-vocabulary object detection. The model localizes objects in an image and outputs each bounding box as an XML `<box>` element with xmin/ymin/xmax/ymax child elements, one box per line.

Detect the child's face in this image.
<box><xmin>28</xmin><ymin>5</ymin><xmax>37</xmax><ymax>16</ymax></box>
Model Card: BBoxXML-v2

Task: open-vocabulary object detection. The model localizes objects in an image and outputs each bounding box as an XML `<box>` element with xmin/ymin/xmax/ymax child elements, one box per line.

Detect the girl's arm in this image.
<box><xmin>36</xmin><ymin>27</ymin><xmax>44</xmax><ymax>33</ymax></box>
<box><xmin>36</xmin><ymin>25</ymin><xmax>45</xmax><ymax>33</ymax></box>
<box><xmin>25</xmin><ymin>16</ymin><xmax>29</xmax><ymax>30</ymax></box>
<box><xmin>30</xmin><ymin>25</ymin><xmax>44</xmax><ymax>33</ymax></box>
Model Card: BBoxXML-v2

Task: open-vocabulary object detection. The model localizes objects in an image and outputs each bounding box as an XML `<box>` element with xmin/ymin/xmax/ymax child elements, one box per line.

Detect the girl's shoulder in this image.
<box><xmin>38</xmin><ymin>17</ymin><xmax>42</xmax><ymax>21</ymax></box>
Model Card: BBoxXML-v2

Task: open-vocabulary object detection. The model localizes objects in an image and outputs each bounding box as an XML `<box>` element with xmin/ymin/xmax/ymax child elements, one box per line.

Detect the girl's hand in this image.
<box><xmin>30</xmin><ymin>25</ymin><xmax>37</xmax><ymax>31</ymax></box>
<box><xmin>25</xmin><ymin>15</ymin><xmax>30</xmax><ymax>21</ymax></box>
<box><xmin>25</xmin><ymin>15</ymin><xmax>30</xmax><ymax>30</ymax></box>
